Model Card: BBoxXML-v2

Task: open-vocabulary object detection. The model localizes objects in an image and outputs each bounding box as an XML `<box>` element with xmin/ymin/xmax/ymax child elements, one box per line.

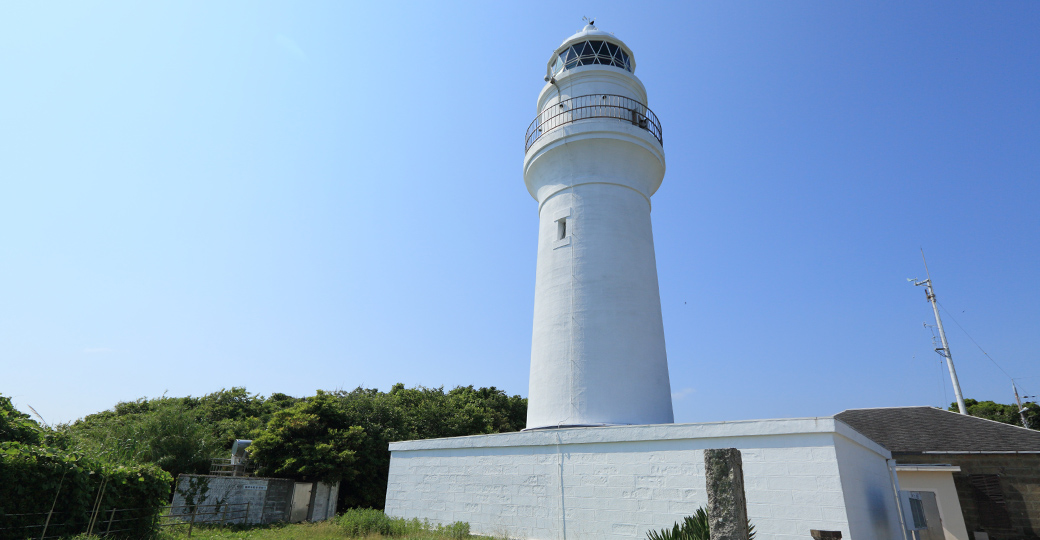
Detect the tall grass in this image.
<box><xmin>337</xmin><ymin>508</ymin><xmax>470</xmax><ymax>539</ymax></box>
<box><xmin>77</xmin><ymin>509</ymin><xmax>479</xmax><ymax>539</ymax></box>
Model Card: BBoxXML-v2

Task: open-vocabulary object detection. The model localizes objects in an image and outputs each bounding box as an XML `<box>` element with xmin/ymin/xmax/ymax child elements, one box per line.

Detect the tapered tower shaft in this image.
<box><xmin>523</xmin><ymin>25</ymin><xmax>673</xmax><ymax>429</ymax></box>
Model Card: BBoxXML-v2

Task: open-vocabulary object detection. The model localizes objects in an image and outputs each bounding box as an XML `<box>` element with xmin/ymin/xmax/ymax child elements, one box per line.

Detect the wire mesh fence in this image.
<box><xmin>0</xmin><ymin>502</ymin><xmax>250</xmax><ymax>539</ymax></box>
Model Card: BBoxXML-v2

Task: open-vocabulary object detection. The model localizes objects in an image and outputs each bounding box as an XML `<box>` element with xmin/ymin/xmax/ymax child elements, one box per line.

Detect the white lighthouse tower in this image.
<box><xmin>524</xmin><ymin>24</ymin><xmax>673</xmax><ymax>429</ymax></box>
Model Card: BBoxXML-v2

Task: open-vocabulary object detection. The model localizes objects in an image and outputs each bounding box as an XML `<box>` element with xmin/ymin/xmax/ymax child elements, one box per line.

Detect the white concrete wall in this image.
<box><xmin>897</xmin><ymin>469</ymin><xmax>969</xmax><ymax>540</ymax></box>
<box><xmin>385</xmin><ymin>419</ymin><xmax>900</xmax><ymax>540</ymax></box>
<box><xmin>832</xmin><ymin>432</ymin><xmax>906</xmax><ymax>540</ymax></box>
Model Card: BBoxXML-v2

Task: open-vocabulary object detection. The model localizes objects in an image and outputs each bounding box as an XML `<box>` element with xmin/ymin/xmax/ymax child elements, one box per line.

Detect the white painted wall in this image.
<box><xmin>523</xmin><ymin>27</ymin><xmax>672</xmax><ymax>429</ymax></box>
<box><xmin>833</xmin><ymin>432</ymin><xmax>907</xmax><ymax>539</ymax></box>
<box><xmin>385</xmin><ymin>418</ymin><xmax>901</xmax><ymax>540</ymax></box>
<box><xmin>896</xmin><ymin>468</ymin><xmax>969</xmax><ymax>540</ymax></box>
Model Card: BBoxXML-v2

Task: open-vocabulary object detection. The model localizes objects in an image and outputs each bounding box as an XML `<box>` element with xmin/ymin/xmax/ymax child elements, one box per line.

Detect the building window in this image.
<box><xmin>968</xmin><ymin>474</ymin><xmax>1012</xmax><ymax>529</ymax></box>
<box><xmin>908</xmin><ymin>495</ymin><xmax>927</xmax><ymax>529</ymax></box>
<box><xmin>551</xmin><ymin>40</ymin><xmax>632</xmax><ymax>77</ymax></box>
<box><xmin>557</xmin><ymin>218</ymin><xmax>567</xmax><ymax>240</ymax></box>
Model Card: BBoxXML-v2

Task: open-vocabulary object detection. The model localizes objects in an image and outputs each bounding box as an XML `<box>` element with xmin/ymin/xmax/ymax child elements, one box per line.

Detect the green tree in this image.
<box><xmin>329</xmin><ymin>384</ymin><xmax>527</xmax><ymax>510</ymax></box>
<box><xmin>250</xmin><ymin>391</ymin><xmax>366</xmax><ymax>483</ymax></box>
<box><xmin>0</xmin><ymin>394</ymin><xmax>42</xmax><ymax>445</ymax></box>
<box><xmin>951</xmin><ymin>398</ymin><xmax>1040</xmax><ymax>429</ymax></box>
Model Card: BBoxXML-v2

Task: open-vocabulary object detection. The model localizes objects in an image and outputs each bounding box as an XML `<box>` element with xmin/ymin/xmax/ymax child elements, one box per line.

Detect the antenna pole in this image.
<box><xmin>1013</xmin><ymin>382</ymin><xmax>1031</xmax><ymax>429</ymax></box>
<box><xmin>914</xmin><ymin>250</ymin><xmax>968</xmax><ymax>414</ymax></box>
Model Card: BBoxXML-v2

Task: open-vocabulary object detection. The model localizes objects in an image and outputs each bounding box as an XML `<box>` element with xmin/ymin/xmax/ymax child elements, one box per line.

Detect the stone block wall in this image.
<box><xmin>171</xmin><ymin>475</ymin><xmax>338</xmax><ymax>525</ymax></box>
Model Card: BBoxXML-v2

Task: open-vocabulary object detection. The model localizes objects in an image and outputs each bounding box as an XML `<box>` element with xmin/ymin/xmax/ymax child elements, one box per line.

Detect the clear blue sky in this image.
<box><xmin>2</xmin><ymin>2</ymin><xmax>1038</xmax><ymax>426</ymax></box>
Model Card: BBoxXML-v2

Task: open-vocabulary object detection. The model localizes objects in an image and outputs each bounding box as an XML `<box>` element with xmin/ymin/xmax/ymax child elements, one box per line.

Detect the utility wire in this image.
<box><xmin>936</xmin><ymin>301</ymin><xmax>1014</xmax><ymax>380</ymax></box>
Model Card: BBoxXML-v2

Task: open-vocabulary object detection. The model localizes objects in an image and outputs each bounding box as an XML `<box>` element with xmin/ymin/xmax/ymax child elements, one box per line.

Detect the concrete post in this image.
<box><xmin>704</xmin><ymin>448</ymin><xmax>750</xmax><ymax>540</ymax></box>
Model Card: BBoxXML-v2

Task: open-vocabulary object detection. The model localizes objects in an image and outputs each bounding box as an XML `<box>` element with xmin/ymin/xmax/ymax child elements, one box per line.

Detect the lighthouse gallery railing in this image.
<box><xmin>525</xmin><ymin>94</ymin><xmax>662</xmax><ymax>152</ymax></box>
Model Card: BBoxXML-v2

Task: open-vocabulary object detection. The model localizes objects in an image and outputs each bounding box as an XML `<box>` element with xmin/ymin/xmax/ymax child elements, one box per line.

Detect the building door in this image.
<box><xmin>289</xmin><ymin>482</ymin><xmax>313</xmax><ymax>523</ymax></box>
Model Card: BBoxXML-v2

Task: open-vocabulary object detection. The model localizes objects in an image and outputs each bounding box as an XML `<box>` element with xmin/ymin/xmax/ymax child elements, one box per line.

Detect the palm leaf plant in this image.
<box><xmin>646</xmin><ymin>506</ymin><xmax>755</xmax><ymax>540</ymax></box>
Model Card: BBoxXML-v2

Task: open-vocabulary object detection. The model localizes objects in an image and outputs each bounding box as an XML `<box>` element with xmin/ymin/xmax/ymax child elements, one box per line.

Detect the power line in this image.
<box><xmin>936</xmin><ymin>300</ymin><xmax>1015</xmax><ymax>380</ymax></box>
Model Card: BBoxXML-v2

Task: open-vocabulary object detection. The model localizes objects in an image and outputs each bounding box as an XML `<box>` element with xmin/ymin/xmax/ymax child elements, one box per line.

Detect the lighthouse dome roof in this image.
<box><xmin>546</xmin><ymin>23</ymin><xmax>637</xmax><ymax>80</ymax></box>
<box><xmin>557</xmin><ymin>24</ymin><xmax>616</xmax><ymax>47</ymax></box>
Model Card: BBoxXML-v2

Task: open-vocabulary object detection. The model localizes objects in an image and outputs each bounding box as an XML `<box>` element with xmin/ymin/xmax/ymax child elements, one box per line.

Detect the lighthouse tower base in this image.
<box><xmin>384</xmin><ymin>419</ymin><xmax>904</xmax><ymax>540</ymax></box>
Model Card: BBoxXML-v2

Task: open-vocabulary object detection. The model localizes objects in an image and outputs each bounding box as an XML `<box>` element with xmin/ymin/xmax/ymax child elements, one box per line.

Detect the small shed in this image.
<box><xmin>837</xmin><ymin>406</ymin><xmax>1040</xmax><ymax>540</ymax></box>
<box><xmin>171</xmin><ymin>474</ymin><xmax>339</xmax><ymax>525</ymax></box>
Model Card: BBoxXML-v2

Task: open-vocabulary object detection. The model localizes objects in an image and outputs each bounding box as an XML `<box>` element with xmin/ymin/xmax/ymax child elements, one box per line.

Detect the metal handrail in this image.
<box><xmin>525</xmin><ymin>94</ymin><xmax>663</xmax><ymax>152</ymax></box>
<box><xmin>209</xmin><ymin>457</ymin><xmax>255</xmax><ymax>476</ymax></box>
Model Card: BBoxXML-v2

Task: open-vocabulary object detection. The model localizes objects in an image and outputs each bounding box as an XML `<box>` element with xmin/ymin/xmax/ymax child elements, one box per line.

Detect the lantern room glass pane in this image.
<box><xmin>552</xmin><ymin>40</ymin><xmax>631</xmax><ymax>75</ymax></box>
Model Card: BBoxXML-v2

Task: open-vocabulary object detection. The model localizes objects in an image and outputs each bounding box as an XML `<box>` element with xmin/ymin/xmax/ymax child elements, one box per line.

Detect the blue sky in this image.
<box><xmin>2</xmin><ymin>2</ymin><xmax>1038</xmax><ymax>426</ymax></box>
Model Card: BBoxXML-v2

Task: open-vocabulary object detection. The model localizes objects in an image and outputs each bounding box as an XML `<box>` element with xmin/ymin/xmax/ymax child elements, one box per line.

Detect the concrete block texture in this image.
<box><xmin>170</xmin><ymin>475</ymin><xmax>337</xmax><ymax>525</ymax></box>
<box><xmin>704</xmin><ymin>448</ymin><xmax>750</xmax><ymax>540</ymax></box>
<box><xmin>385</xmin><ymin>419</ymin><xmax>902</xmax><ymax>540</ymax></box>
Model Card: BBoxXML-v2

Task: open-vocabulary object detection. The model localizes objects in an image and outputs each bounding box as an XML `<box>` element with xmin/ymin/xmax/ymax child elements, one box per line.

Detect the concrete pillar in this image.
<box><xmin>704</xmin><ymin>448</ymin><xmax>750</xmax><ymax>540</ymax></box>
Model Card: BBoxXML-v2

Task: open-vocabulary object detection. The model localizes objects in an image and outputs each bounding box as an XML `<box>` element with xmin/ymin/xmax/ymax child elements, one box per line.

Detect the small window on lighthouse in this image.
<box><xmin>557</xmin><ymin>218</ymin><xmax>567</xmax><ymax>240</ymax></box>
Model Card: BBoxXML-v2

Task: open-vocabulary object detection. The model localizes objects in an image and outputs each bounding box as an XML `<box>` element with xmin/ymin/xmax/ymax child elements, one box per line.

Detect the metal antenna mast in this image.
<box><xmin>1013</xmin><ymin>382</ymin><xmax>1031</xmax><ymax>429</ymax></box>
<box><xmin>910</xmin><ymin>250</ymin><xmax>967</xmax><ymax>414</ymax></box>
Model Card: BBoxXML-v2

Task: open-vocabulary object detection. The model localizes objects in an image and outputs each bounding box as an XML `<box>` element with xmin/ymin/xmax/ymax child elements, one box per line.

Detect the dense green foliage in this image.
<box><xmin>332</xmin><ymin>384</ymin><xmax>526</xmax><ymax>510</ymax></box>
<box><xmin>0</xmin><ymin>395</ymin><xmax>43</xmax><ymax>445</ymax></box>
<box><xmin>250</xmin><ymin>392</ymin><xmax>367</xmax><ymax>483</ymax></box>
<box><xmin>53</xmin><ymin>384</ymin><xmax>526</xmax><ymax>511</ymax></box>
<box><xmin>0</xmin><ymin>396</ymin><xmax>173</xmax><ymax>540</ymax></box>
<box><xmin>54</xmin><ymin>388</ymin><xmax>299</xmax><ymax>481</ymax></box>
<box><xmin>949</xmin><ymin>398</ymin><xmax>1040</xmax><ymax>429</ymax></box>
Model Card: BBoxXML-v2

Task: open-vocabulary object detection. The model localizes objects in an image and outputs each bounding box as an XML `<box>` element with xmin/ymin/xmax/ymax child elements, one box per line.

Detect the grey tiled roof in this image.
<box><xmin>835</xmin><ymin>406</ymin><xmax>1040</xmax><ymax>454</ymax></box>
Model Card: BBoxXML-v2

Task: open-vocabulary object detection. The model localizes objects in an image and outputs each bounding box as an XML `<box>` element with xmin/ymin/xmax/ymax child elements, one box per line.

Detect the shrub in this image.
<box><xmin>0</xmin><ymin>395</ymin><xmax>42</xmax><ymax>445</ymax></box>
<box><xmin>0</xmin><ymin>441</ymin><xmax>172</xmax><ymax>540</ymax></box>
<box><xmin>337</xmin><ymin>508</ymin><xmax>394</xmax><ymax>536</ymax></box>
<box><xmin>335</xmin><ymin>508</ymin><xmax>469</xmax><ymax>538</ymax></box>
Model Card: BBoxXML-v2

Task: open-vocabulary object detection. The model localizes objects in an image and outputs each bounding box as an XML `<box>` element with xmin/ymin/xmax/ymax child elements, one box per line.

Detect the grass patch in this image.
<box><xmin>70</xmin><ymin>509</ymin><xmax>497</xmax><ymax>540</ymax></box>
<box><xmin>337</xmin><ymin>508</ymin><xmax>470</xmax><ymax>538</ymax></box>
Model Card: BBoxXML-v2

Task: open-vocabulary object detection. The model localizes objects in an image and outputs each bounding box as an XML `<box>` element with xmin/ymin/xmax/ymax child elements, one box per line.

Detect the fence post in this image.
<box><xmin>187</xmin><ymin>504</ymin><xmax>198</xmax><ymax>538</ymax></box>
<box><xmin>88</xmin><ymin>478</ymin><xmax>108</xmax><ymax>536</ymax></box>
<box><xmin>40</xmin><ymin>468</ymin><xmax>69</xmax><ymax>540</ymax></box>
<box><xmin>222</xmin><ymin>503</ymin><xmax>229</xmax><ymax>525</ymax></box>
<box><xmin>105</xmin><ymin>508</ymin><xmax>116</xmax><ymax>536</ymax></box>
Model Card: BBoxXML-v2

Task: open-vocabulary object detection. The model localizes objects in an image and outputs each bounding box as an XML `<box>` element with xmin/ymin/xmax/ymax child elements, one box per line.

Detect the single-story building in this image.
<box><xmin>385</xmin><ymin>417</ymin><xmax>905</xmax><ymax>540</ymax></box>
<box><xmin>836</xmin><ymin>406</ymin><xmax>1040</xmax><ymax>540</ymax></box>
